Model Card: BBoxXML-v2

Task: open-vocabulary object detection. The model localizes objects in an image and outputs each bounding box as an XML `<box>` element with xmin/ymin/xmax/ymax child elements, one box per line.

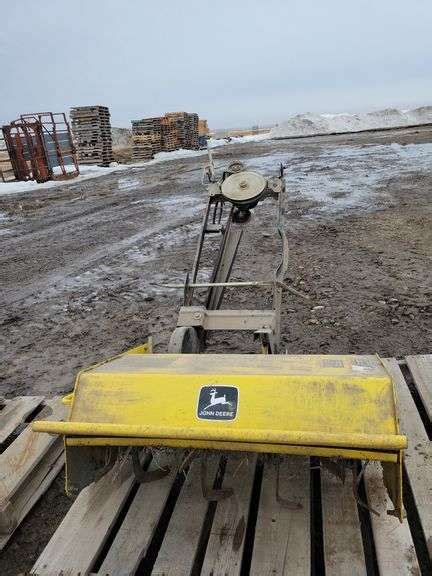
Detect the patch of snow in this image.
<box><xmin>52</xmin><ymin>165</ymin><xmax>77</xmax><ymax>175</ymax></box>
<box><xmin>209</xmin><ymin>132</ymin><xmax>270</xmax><ymax>146</ymax></box>
<box><xmin>117</xmin><ymin>176</ymin><xmax>141</xmax><ymax>190</ymax></box>
<box><xmin>0</xmin><ymin>164</ymin><xmax>131</xmax><ymax>196</ymax></box>
<box><xmin>271</xmin><ymin>106</ymin><xmax>432</xmax><ymax>139</ymax></box>
<box><xmin>0</xmin><ymin>133</ymin><xmax>269</xmax><ymax>197</ymax></box>
<box><xmin>246</xmin><ymin>141</ymin><xmax>432</xmax><ymax>216</ymax></box>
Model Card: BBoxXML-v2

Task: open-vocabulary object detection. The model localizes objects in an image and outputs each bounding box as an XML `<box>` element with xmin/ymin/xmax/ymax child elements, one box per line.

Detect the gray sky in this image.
<box><xmin>1</xmin><ymin>0</ymin><xmax>432</xmax><ymax>129</ymax></box>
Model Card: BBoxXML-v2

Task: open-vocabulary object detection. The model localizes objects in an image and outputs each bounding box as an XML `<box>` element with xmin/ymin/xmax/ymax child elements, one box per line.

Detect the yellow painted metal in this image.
<box><xmin>36</xmin><ymin>421</ymin><xmax>406</xmax><ymax>451</ymax></box>
<box><xmin>34</xmin><ymin>353</ymin><xmax>405</xmax><ymax>454</ymax></box>
<box><xmin>32</xmin><ymin>350</ymin><xmax>406</xmax><ymax>521</ymax></box>
<box><xmin>124</xmin><ymin>338</ymin><xmax>153</xmax><ymax>355</ymax></box>
<box><xmin>59</xmin><ymin>338</ymin><xmax>153</xmax><ymax>407</ymax></box>
<box><xmin>62</xmin><ymin>393</ymin><xmax>74</xmax><ymax>405</ymax></box>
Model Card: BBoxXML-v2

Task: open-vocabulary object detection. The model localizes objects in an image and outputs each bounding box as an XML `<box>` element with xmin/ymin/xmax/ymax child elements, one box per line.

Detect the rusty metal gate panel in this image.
<box><xmin>2</xmin><ymin>112</ymin><xmax>79</xmax><ymax>183</ymax></box>
<box><xmin>2</xmin><ymin>121</ymin><xmax>50</xmax><ymax>182</ymax></box>
<box><xmin>21</xmin><ymin>113</ymin><xmax>79</xmax><ymax>179</ymax></box>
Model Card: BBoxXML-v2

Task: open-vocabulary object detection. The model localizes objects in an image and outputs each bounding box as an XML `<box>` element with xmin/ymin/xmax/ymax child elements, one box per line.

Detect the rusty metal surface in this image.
<box><xmin>1</xmin><ymin>112</ymin><xmax>79</xmax><ymax>183</ymax></box>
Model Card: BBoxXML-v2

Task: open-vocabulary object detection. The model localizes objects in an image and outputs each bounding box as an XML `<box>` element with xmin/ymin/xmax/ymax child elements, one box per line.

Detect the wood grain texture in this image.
<box><xmin>0</xmin><ymin>398</ymin><xmax>66</xmax><ymax>547</ymax></box>
<box><xmin>0</xmin><ymin>396</ymin><xmax>43</xmax><ymax>444</ymax></box>
<box><xmin>321</xmin><ymin>467</ymin><xmax>366</xmax><ymax>576</ymax></box>
<box><xmin>406</xmin><ymin>354</ymin><xmax>432</xmax><ymax>421</ymax></box>
<box><xmin>250</xmin><ymin>457</ymin><xmax>310</xmax><ymax>576</ymax></box>
<box><xmin>0</xmin><ymin>398</ymin><xmax>65</xmax><ymax>501</ymax></box>
<box><xmin>98</xmin><ymin>453</ymin><xmax>178</xmax><ymax>576</ymax></box>
<box><xmin>152</xmin><ymin>457</ymin><xmax>219</xmax><ymax>576</ymax></box>
<box><xmin>31</xmin><ymin>451</ymin><xmax>142</xmax><ymax>575</ymax></box>
<box><xmin>201</xmin><ymin>455</ymin><xmax>258</xmax><ymax>576</ymax></box>
<box><xmin>364</xmin><ymin>462</ymin><xmax>420</xmax><ymax>575</ymax></box>
<box><xmin>384</xmin><ymin>358</ymin><xmax>432</xmax><ymax>559</ymax></box>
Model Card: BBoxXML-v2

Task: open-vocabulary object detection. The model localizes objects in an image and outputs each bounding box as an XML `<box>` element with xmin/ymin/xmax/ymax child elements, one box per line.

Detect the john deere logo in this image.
<box><xmin>197</xmin><ymin>386</ymin><xmax>238</xmax><ymax>421</ymax></box>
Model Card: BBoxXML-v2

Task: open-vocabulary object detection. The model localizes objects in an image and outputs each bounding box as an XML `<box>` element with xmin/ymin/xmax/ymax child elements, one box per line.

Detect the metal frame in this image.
<box><xmin>20</xmin><ymin>112</ymin><xmax>79</xmax><ymax>180</ymax></box>
<box><xmin>1</xmin><ymin>112</ymin><xmax>78</xmax><ymax>183</ymax></box>
<box><xmin>170</xmin><ymin>155</ymin><xmax>288</xmax><ymax>354</ymax></box>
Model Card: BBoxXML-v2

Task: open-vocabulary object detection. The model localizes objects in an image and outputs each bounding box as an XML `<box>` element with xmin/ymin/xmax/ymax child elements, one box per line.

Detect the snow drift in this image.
<box><xmin>270</xmin><ymin>106</ymin><xmax>432</xmax><ymax>139</ymax></box>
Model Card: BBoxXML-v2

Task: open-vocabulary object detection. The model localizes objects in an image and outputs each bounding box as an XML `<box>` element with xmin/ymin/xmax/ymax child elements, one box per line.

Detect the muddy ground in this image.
<box><xmin>0</xmin><ymin>126</ymin><xmax>431</xmax><ymax>573</ymax></box>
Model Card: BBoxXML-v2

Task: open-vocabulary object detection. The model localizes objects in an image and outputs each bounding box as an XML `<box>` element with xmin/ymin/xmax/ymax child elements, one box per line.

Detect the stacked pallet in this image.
<box><xmin>131</xmin><ymin>112</ymin><xmax>200</xmax><ymax>159</ymax></box>
<box><xmin>164</xmin><ymin>112</ymin><xmax>199</xmax><ymax>151</ymax></box>
<box><xmin>131</xmin><ymin>117</ymin><xmax>162</xmax><ymax>161</ymax></box>
<box><xmin>198</xmin><ymin>118</ymin><xmax>209</xmax><ymax>136</ymax></box>
<box><xmin>163</xmin><ymin>112</ymin><xmax>186</xmax><ymax>151</ymax></box>
<box><xmin>70</xmin><ymin>106</ymin><xmax>113</xmax><ymax>166</ymax></box>
<box><xmin>185</xmin><ymin>112</ymin><xmax>199</xmax><ymax>149</ymax></box>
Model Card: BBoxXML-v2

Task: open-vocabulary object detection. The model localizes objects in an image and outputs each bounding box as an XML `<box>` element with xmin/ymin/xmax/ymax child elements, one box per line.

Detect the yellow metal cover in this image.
<box><xmin>34</xmin><ymin>354</ymin><xmax>405</xmax><ymax>460</ymax></box>
<box><xmin>32</xmin><ymin>351</ymin><xmax>406</xmax><ymax>519</ymax></box>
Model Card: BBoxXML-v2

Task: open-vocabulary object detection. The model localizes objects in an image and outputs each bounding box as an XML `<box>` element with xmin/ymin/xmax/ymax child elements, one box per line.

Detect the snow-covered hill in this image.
<box><xmin>271</xmin><ymin>106</ymin><xmax>432</xmax><ymax>139</ymax></box>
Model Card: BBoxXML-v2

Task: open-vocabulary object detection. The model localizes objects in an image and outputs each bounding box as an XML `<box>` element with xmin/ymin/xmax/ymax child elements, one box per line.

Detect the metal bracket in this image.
<box><xmin>132</xmin><ymin>448</ymin><xmax>171</xmax><ymax>483</ymax></box>
<box><xmin>177</xmin><ymin>306</ymin><xmax>277</xmax><ymax>332</ymax></box>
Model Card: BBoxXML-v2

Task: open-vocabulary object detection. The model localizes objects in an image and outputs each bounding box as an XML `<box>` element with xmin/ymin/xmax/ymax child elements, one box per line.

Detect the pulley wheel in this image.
<box><xmin>221</xmin><ymin>171</ymin><xmax>266</xmax><ymax>208</ymax></box>
<box><xmin>168</xmin><ymin>326</ymin><xmax>201</xmax><ymax>353</ymax></box>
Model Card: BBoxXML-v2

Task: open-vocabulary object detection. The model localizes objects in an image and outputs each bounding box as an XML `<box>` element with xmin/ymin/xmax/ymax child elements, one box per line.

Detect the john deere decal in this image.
<box><xmin>197</xmin><ymin>385</ymin><xmax>238</xmax><ymax>421</ymax></box>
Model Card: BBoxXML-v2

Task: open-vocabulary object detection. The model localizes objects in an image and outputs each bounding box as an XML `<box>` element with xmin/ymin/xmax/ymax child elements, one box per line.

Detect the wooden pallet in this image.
<box><xmin>0</xmin><ymin>396</ymin><xmax>66</xmax><ymax>550</ymax></box>
<box><xmin>2</xmin><ymin>356</ymin><xmax>431</xmax><ymax>574</ymax></box>
<box><xmin>71</xmin><ymin>105</ymin><xmax>113</xmax><ymax>166</ymax></box>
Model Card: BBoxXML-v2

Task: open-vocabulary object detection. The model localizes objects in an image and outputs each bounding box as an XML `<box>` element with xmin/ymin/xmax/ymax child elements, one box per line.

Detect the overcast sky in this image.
<box><xmin>1</xmin><ymin>1</ymin><xmax>432</xmax><ymax>129</ymax></box>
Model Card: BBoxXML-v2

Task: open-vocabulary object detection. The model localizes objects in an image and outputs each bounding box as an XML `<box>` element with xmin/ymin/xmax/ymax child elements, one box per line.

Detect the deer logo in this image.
<box><xmin>197</xmin><ymin>385</ymin><xmax>238</xmax><ymax>421</ymax></box>
<box><xmin>203</xmin><ymin>388</ymin><xmax>233</xmax><ymax>411</ymax></box>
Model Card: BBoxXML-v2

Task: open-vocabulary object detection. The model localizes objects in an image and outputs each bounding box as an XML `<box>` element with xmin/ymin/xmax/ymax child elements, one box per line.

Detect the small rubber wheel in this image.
<box><xmin>168</xmin><ymin>327</ymin><xmax>200</xmax><ymax>353</ymax></box>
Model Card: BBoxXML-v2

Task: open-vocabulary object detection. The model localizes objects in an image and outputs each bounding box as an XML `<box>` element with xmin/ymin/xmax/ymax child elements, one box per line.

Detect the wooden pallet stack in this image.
<box><xmin>185</xmin><ymin>112</ymin><xmax>199</xmax><ymax>149</ymax></box>
<box><xmin>70</xmin><ymin>105</ymin><xmax>113</xmax><ymax>166</ymax></box>
<box><xmin>164</xmin><ymin>112</ymin><xmax>199</xmax><ymax>151</ymax></box>
<box><xmin>162</xmin><ymin>113</ymin><xmax>185</xmax><ymax>151</ymax></box>
<box><xmin>198</xmin><ymin>118</ymin><xmax>209</xmax><ymax>136</ymax></box>
<box><xmin>131</xmin><ymin>117</ymin><xmax>163</xmax><ymax>161</ymax></box>
<box><xmin>132</xmin><ymin>112</ymin><xmax>200</xmax><ymax>157</ymax></box>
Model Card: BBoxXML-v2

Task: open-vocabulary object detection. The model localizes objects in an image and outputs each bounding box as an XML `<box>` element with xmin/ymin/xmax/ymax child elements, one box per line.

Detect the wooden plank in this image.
<box><xmin>0</xmin><ymin>398</ymin><xmax>65</xmax><ymax>502</ymax></box>
<box><xmin>0</xmin><ymin>398</ymin><xmax>66</xmax><ymax>546</ymax></box>
<box><xmin>152</xmin><ymin>457</ymin><xmax>219</xmax><ymax>576</ymax></box>
<box><xmin>321</xmin><ymin>467</ymin><xmax>366</xmax><ymax>576</ymax></box>
<box><xmin>364</xmin><ymin>462</ymin><xmax>420</xmax><ymax>575</ymax></box>
<box><xmin>0</xmin><ymin>396</ymin><xmax>43</xmax><ymax>444</ymax></box>
<box><xmin>0</xmin><ymin>445</ymin><xmax>63</xmax><ymax>551</ymax></box>
<box><xmin>250</xmin><ymin>456</ymin><xmax>310</xmax><ymax>576</ymax></box>
<box><xmin>97</xmin><ymin>453</ymin><xmax>179</xmax><ymax>576</ymax></box>
<box><xmin>384</xmin><ymin>358</ymin><xmax>432</xmax><ymax>558</ymax></box>
<box><xmin>31</xmin><ymin>451</ymin><xmax>143</xmax><ymax>575</ymax></box>
<box><xmin>406</xmin><ymin>354</ymin><xmax>432</xmax><ymax>421</ymax></box>
<box><xmin>201</xmin><ymin>454</ymin><xmax>257</xmax><ymax>576</ymax></box>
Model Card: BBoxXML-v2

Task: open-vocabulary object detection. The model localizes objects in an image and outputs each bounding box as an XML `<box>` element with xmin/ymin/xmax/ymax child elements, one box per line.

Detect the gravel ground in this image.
<box><xmin>0</xmin><ymin>126</ymin><xmax>431</xmax><ymax>573</ymax></box>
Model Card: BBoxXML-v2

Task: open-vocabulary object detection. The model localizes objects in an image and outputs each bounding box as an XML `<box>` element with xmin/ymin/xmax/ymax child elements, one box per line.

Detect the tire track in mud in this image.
<box><xmin>1</xmin><ymin>200</ymin><xmax>203</xmax><ymax>308</ymax></box>
<box><xmin>0</xmin><ymin>155</ymin><xmax>209</xmax><ymax>310</ymax></box>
